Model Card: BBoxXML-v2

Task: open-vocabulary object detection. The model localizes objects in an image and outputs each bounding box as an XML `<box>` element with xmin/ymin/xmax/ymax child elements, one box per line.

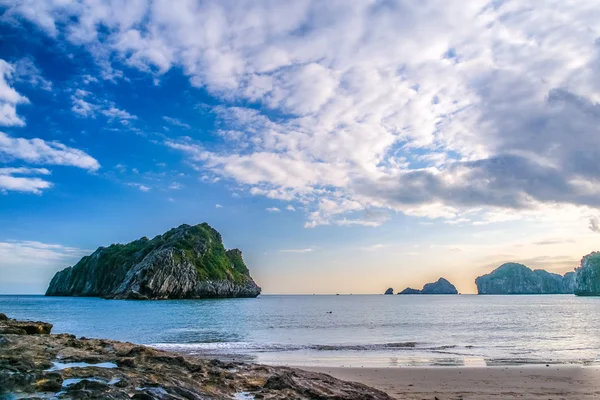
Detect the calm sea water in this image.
<box><xmin>1</xmin><ymin>294</ymin><xmax>599</xmax><ymax>367</ymax></box>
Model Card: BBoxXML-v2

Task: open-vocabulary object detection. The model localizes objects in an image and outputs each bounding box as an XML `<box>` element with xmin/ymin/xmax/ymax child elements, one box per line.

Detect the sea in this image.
<box><xmin>1</xmin><ymin>294</ymin><xmax>599</xmax><ymax>368</ymax></box>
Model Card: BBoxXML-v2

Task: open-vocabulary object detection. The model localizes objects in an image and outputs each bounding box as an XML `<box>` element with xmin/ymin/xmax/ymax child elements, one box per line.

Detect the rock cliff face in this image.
<box><xmin>46</xmin><ymin>223</ymin><xmax>261</xmax><ymax>299</ymax></box>
<box><xmin>574</xmin><ymin>252</ymin><xmax>600</xmax><ymax>296</ymax></box>
<box><xmin>397</xmin><ymin>278</ymin><xmax>458</xmax><ymax>294</ymax></box>
<box><xmin>476</xmin><ymin>263</ymin><xmax>573</xmax><ymax>294</ymax></box>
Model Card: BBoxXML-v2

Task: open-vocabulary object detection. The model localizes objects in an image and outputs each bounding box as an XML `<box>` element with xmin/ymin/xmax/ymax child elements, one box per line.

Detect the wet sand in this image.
<box><xmin>301</xmin><ymin>365</ymin><xmax>600</xmax><ymax>399</ymax></box>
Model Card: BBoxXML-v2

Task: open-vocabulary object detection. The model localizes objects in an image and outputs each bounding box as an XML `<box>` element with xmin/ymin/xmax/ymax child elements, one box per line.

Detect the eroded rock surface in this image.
<box><xmin>0</xmin><ymin>315</ymin><xmax>392</xmax><ymax>400</ymax></box>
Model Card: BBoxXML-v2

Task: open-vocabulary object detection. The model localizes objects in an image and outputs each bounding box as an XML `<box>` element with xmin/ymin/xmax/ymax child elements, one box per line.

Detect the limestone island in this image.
<box><xmin>397</xmin><ymin>278</ymin><xmax>458</xmax><ymax>295</ymax></box>
<box><xmin>574</xmin><ymin>252</ymin><xmax>600</xmax><ymax>296</ymax></box>
<box><xmin>384</xmin><ymin>288</ymin><xmax>394</xmax><ymax>295</ymax></box>
<box><xmin>0</xmin><ymin>313</ymin><xmax>391</xmax><ymax>399</ymax></box>
<box><xmin>46</xmin><ymin>223</ymin><xmax>261</xmax><ymax>300</ymax></box>
<box><xmin>475</xmin><ymin>263</ymin><xmax>574</xmax><ymax>295</ymax></box>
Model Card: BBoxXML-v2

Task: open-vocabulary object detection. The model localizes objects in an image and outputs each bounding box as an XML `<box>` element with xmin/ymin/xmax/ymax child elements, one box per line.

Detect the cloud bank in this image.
<box><xmin>4</xmin><ymin>0</ymin><xmax>600</xmax><ymax>226</ymax></box>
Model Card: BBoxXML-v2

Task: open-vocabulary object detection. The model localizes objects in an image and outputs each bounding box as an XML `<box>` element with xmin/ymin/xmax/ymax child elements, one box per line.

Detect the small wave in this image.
<box><xmin>152</xmin><ymin>341</ymin><xmax>473</xmax><ymax>353</ymax></box>
<box><xmin>427</xmin><ymin>345</ymin><xmax>457</xmax><ymax>350</ymax></box>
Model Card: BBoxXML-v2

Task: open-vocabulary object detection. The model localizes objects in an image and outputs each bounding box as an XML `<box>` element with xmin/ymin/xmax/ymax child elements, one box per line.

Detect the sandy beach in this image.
<box><xmin>301</xmin><ymin>365</ymin><xmax>600</xmax><ymax>399</ymax></box>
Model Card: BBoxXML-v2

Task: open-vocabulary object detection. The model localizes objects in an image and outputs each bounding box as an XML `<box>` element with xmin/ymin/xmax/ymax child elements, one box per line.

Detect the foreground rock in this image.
<box><xmin>476</xmin><ymin>263</ymin><xmax>574</xmax><ymax>295</ymax></box>
<box><xmin>0</xmin><ymin>315</ymin><xmax>392</xmax><ymax>400</ymax></box>
<box><xmin>0</xmin><ymin>314</ymin><xmax>52</xmax><ymax>335</ymax></box>
<box><xmin>397</xmin><ymin>278</ymin><xmax>458</xmax><ymax>295</ymax></box>
<box><xmin>46</xmin><ymin>223</ymin><xmax>261</xmax><ymax>299</ymax></box>
<box><xmin>575</xmin><ymin>252</ymin><xmax>600</xmax><ymax>296</ymax></box>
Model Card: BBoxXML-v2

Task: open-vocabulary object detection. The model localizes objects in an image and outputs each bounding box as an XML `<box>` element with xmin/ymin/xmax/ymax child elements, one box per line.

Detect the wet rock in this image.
<box><xmin>69</xmin><ymin>378</ymin><xmax>110</xmax><ymax>391</ymax></box>
<box><xmin>264</xmin><ymin>372</ymin><xmax>297</xmax><ymax>390</ymax></box>
<box><xmin>35</xmin><ymin>372</ymin><xmax>63</xmax><ymax>391</ymax></box>
<box><xmin>0</xmin><ymin>315</ymin><xmax>53</xmax><ymax>335</ymax></box>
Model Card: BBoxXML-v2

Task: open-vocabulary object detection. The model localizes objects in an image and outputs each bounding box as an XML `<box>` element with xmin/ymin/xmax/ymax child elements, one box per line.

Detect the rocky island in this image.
<box><xmin>0</xmin><ymin>314</ymin><xmax>391</xmax><ymax>399</ymax></box>
<box><xmin>46</xmin><ymin>223</ymin><xmax>261</xmax><ymax>300</ymax></box>
<box><xmin>397</xmin><ymin>278</ymin><xmax>458</xmax><ymax>294</ymax></box>
<box><xmin>384</xmin><ymin>288</ymin><xmax>394</xmax><ymax>295</ymax></box>
<box><xmin>475</xmin><ymin>263</ymin><xmax>574</xmax><ymax>295</ymax></box>
<box><xmin>574</xmin><ymin>252</ymin><xmax>600</xmax><ymax>296</ymax></box>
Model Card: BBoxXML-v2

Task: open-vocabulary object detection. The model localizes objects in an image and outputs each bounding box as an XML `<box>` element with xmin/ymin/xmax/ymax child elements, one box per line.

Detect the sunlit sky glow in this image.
<box><xmin>1</xmin><ymin>0</ymin><xmax>600</xmax><ymax>294</ymax></box>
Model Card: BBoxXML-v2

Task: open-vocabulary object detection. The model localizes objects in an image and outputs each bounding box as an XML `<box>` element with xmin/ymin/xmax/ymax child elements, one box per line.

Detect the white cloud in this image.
<box><xmin>215</xmin><ymin>204</ymin><xmax>223</xmax><ymax>208</ymax></box>
<box><xmin>8</xmin><ymin>0</ymin><xmax>600</xmax><ymax>227</ymax></box>
<box><xmin>0</xmin><ymin>131</ymin><xmax>100</xmax><ymax>171</ymax></box>
<box><xmin>0</xmin><ymin>167</ymin><xmax>52</xmax><ymax>194</ymax></box>
<box><xmin>163</xmin><ymin>116</ymin><xmax>191</xmax><ymax>129</ymax></box>
<box><xmin>286</xmin><ymin>205</ymin><xmax>296</xmax><ymax>211</ymax></box>
<box><xmin>169</xmin><ymin>182</ymin><xmax>182</xmax><ymax>190</ymax></box>
<box><xmin>127</xmin><ymin>182</ymin><xmax>150</xmax><ymax>192</ymax></box>
<box><xmin>0</xmin><ymin>59</ymin><xmax>29</xmax><ymax>126</ymax></box>
<box><xmin>13</xmin><ymin>57</ymin><xmax>52</xmax><ymax>91</ymax></box>
<box><xmin>266</xmin><ymin>207</ymin><xmax>281</xmax><ymax>212</ymax></box>
<box><xmin>71</xmin><ymin>90</ymin><xmax>97</xmax><ymax>117</ymax></box>
<box><xmin>100</xmin><ymin>106</ymin><xmax>137</xmax><ymax>121</ymax></box>
<box><xmin>70</xmin><ymin>89</ymin><xmax>136</xmax><ymax>123</ymax></box>
<box><xmin>589</xmin><ymin>217</ymin><xmax>600</xmax><ymax>233</ymax></box>
<box><xmin>279</xmin><ymin>248</ymin><xmax>314</xmax><ymax>253</ymax></box>
<box><xmin>361</xmin><ymin>244</ymin><xmax>386</xmax><ymax>251</ymax></box>
<box><xmin>0</xmin><ymin>240</ymin><xmax>89</xmax><ymax>294</ymax></box>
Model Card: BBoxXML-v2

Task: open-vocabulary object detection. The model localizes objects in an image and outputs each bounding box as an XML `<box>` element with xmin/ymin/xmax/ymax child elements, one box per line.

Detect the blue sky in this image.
<box><xmin>1</xmin><ymin>0</ymin><xmax>600</xmax><ymax>295</ymax></box>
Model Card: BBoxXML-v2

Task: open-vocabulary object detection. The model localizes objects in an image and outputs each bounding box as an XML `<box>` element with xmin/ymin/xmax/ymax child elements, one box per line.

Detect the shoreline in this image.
<box><xmin>3</xmin><ymin>314</ymin><xmax>600</xmax><ymax>399</ymax></box>
<box><xmin>299</xmin><ymin>365</ymin><xmax>600</xmax><ymax>399</ymax></box>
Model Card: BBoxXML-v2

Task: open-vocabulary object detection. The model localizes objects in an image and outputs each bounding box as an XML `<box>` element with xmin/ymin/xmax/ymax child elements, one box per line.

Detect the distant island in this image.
<box><xmin>46</xmin><ymin>223</ymin><xmax>261</xmax><ymax>300</ymax></box>
<box><xmin>574</xmin><ymin>252</ymin><xmax>600</xmax><ymax>296</ymax></box>
<box><xmin>384</xmin><ymin>288</ymin><xmax>394</xmax><ymax>295</ymax></box>
<box><xmin>475</xmin><ymin>263</ymin><xmax>574</xmax><ymax>295</ymax></box>
<box><xmin>397</xmin><ymin>278</ymin><xmax>458</xmax><ymax>295</ymax></box>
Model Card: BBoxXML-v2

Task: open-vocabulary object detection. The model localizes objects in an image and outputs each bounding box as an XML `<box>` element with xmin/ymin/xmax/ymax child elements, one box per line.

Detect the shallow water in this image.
<box><xmin>45</xmin><ymin>361</ymin><xmax>118</xmax><ymax>371</ymax></box>
<box><xmin>1</xmin><ymin>294</ymin><xmax>599</xmax><ymax>367</ymax></box>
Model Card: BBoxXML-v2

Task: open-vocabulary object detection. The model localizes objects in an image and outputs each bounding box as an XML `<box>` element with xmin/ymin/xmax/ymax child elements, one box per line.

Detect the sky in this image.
<box><xmin>1</xmin><ymin>0</ymin><xmax>600</xmax><ymax>295</ymax></box>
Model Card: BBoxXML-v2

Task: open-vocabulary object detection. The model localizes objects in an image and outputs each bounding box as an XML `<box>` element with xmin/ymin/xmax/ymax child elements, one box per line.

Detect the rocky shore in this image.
<box><xmin>0</xmin><ymin>313</ymin><xmax>391</xmax><ymax>400</ymax></box>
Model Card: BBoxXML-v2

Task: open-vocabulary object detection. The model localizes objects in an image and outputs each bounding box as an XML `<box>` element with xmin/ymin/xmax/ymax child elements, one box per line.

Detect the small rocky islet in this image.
<box><xmin>0</xmin><ymin>314</ymin><xmax>392</xmax><ymax>400</ymax></box>
<box><xmin>46</xmin><ymin>223</ymin><xmax>261</xmax><ymax>300</ymax></box>
<box><xmin>398</xmin><ymin>278</ymin><xmax>459</xmax><ymax>295</ymax></box>
<box><xmin>384</xmin><ymin>278</ymin><xmax>459</xmax><ymax>295</ymax></box>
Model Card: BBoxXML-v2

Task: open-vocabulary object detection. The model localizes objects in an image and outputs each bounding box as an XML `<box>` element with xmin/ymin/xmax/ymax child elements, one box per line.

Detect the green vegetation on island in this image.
<box><xmin>46</xmin><ymin>223</ymin><xmax>261</xmax><ymax>299</ymax></box>
<box><xmin>574</xmin><ymin>252</ymin><xmax>600</xmax><ymax>296</ymax></box>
